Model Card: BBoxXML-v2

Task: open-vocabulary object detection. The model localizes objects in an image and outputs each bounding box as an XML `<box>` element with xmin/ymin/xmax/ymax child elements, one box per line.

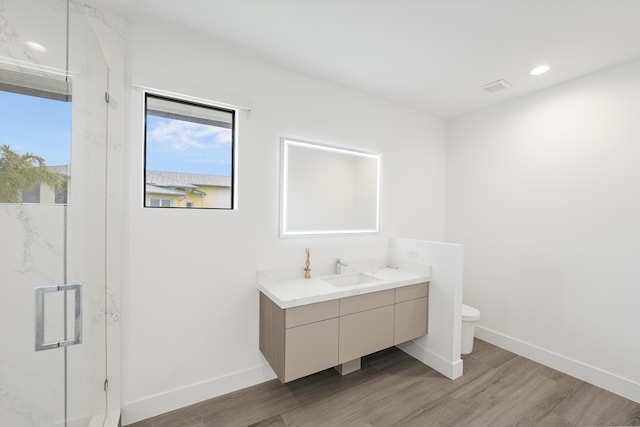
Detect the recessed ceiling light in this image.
<box><xmin>530</xmin><ymin>64</ymin><xmax>551</xmax><ymax>76</ymax></box>
<box><xmin>25</xmin><ymin>41</ymin><xmax>47</xmax><ymax>53</ymax></box>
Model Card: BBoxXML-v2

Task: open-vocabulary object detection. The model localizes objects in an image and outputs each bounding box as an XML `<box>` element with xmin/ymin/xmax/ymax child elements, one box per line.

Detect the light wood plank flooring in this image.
<box><xmin>129</xmin><ymin>339</ymin><xmax>640</xmax><ymax>426</ymax></box>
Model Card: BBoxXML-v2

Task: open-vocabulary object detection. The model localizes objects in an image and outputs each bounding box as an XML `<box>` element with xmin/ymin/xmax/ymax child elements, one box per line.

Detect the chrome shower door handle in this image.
<box><xmin>35</xmin><ymin>284</ymin><xmax>83</xmax><ymax>351</ymax></box>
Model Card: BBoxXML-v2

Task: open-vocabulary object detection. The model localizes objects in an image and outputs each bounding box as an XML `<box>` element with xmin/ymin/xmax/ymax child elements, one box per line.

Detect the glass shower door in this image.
<box><xmin>0</xmin><ymin>0</ymin><xmax>109</xmax><ymax>425</ymax></box>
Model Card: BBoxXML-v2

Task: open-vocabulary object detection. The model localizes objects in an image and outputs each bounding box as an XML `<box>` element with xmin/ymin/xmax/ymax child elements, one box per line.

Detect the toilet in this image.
<box><xmin>461</xmin><ymin>304</ymin><xmax>481</xmax><ymax>354</ymax></box>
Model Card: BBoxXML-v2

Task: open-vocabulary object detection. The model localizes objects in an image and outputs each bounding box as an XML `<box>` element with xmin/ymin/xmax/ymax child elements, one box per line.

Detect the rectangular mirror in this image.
<box><xmin>280</xmin><ymin>138</ymin><xmax>380</xmax><ymax>237</ymax></box>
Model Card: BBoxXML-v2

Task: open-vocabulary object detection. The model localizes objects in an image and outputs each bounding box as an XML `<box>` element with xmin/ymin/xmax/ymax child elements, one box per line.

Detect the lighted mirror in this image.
<box><xmin>280</xmin><ymin>138</ymin><xmax>380</xmax><ymax>237</ymax></box>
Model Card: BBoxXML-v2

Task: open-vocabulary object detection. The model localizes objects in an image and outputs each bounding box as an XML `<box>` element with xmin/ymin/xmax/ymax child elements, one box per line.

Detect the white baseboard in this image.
<box><xmin>121</xmin><ymin>364</ymin><xmax>277</xmax><ymax>426</ymax></box>
<box><xmin>475</xmin><ymin>326</ymin><xmax>640</xmax><ymax>404</ymax></box>
<box><xmin>89</xmin><ymin>409</ymin><xmax>121</xmax><ymax>427</ymax></box>
<box><xmin>396</xmin><ymin>341</ymin><xmax>463</xmax><ymax>380</ymax></box>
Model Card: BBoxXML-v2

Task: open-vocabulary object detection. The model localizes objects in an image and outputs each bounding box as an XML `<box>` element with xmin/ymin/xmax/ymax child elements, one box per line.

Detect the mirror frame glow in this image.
<box><xmin>280</xmin><ymin>138</ymin><xmax>381</xmax><ymax>237</ymax></box>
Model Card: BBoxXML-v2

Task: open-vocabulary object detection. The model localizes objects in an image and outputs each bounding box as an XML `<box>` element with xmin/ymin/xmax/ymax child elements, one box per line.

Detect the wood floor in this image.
<box><xmin>129</xmin><ymin>339</ymin><xmax>640</xmax><ymax>426</ymax></box>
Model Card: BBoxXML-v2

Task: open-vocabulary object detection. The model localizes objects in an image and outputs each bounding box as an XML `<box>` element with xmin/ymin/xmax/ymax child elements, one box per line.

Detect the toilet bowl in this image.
<box><xmin>461</xmin><ymin>304</ymin><xmax>481</xmax><ymax>354</ymax></box>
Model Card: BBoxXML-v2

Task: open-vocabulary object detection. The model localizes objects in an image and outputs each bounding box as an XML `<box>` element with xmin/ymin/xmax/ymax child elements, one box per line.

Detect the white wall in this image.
<box><xmin>446</xmin><ymin>59</ymin><xmax>640</xmax><ymax>403</ymax></box>
<box><xmin>389</xmin><ymin>239</ymin><xmax>464</xmax><ymax>380</ymax></box>
<box><xmin>120</xmin><ymin>22</ymin><xmax>446</xmax><ymax>424</ymax></box>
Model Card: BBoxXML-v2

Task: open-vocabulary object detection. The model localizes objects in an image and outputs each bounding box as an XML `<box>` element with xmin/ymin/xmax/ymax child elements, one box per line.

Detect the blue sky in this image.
<box><xmin>1</xmin><ymin>90</ymin><xmax>233</xmax><ymax>177</ymax></box>
<box><xmin>146</xmin><ymin>115</ymin><xmax>233</xmax><ymax>176</ymax></box>
<box><xmin>0</xmin><ymin>91</ymin><xmax>71</xmax><ymax>165</ymax></box>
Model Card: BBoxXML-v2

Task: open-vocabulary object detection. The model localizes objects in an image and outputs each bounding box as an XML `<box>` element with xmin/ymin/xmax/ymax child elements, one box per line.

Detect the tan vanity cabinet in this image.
<box><xmin>394</xmin><ymin>282</ymin><xmax>429</xmax><ymax>344</ymax></box>
<box><xmin>259</xmin><ymin>293</ymin><xmax>339</xmax><ymax>383</ymax></box>
<box><xmin>338</xmin><ymin>290</ymin><xmax>394</xmax><ymax>363</ymax></box>
<box><xmin>260</xmin><ymin>282</ymin><xmax>429</xmax><ymax>383</ymax></box>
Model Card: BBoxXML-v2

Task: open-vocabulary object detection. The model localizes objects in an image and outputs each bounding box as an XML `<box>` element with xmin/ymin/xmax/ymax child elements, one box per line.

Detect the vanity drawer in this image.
<box><xmin>286</xmin><ymin>299</ymin><xmax>339</xmax><ymax>328</ymax></box>
<box><xmin>340</xmin><ymin>289</ymin><xmax>394</xmax><ymax>316</ymax></box>
<box><xmin>395</xmin><ymin>282</ymin><xmax>429</xmax><ymax>303</ymax></box>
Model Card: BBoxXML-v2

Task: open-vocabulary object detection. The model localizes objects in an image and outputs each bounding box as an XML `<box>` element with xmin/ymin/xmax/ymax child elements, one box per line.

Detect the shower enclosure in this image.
<box><xmin>0</xmin><ymin>0</ymin><xmax>111</xmax><ymax>425</ymax></box>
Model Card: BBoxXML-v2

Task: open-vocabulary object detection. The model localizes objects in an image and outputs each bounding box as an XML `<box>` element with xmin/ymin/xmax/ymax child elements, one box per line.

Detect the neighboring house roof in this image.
<box><xmin>146</xmin><ymin>170</ymin><xmax>231</xmax><ymax>188</ymax></box>
<box><xmin>48</xmin><ymin>165</ymin><xmax>70</xmax><ymax>176</ymax></box>
<box><xmin>145</xmin><ymin>184</ymin><xmax>186</xmax><ymax>196</ymax></box>
<box><xmin>145</xmin><ymin>170</ymin><xmax>231</xmax><ymax>197</ymax></box>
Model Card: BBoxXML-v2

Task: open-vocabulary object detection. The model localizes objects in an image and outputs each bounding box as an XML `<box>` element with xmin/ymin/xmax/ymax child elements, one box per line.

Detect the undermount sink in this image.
<box><xmin>322</xmin><ymin>272</ymin><xmax>381</xmax><ymax>287</ymax></box>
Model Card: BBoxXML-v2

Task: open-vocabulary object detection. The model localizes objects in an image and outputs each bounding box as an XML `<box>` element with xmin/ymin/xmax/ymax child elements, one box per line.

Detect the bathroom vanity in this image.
<box><xmin>258</xmin><ymin>267</ymin><xmax>429</xmax><ymax>382</ymax></box>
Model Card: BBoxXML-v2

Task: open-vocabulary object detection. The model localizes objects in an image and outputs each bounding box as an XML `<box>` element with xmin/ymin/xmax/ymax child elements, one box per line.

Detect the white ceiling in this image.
<box><xmin>86</xmin><ymin>0</ymin><xmax>640</xmax><ymax>118</ymax></box>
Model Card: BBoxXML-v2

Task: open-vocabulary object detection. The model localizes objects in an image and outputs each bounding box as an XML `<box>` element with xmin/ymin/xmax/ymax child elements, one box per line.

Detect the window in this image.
<box><xmin>149</xmin><ymin>198</ymin><xmax>172</xmax><ymax>207</ymax></box>
<box><xmin>21</xmin><ymin>183</ymin><xmax>41</xmax><ymax>203</ymax></box>
<box><xmin>0</xmin><ymin>70</ymin><xmax>71</xmax><ymax>205</ymax></box>
<box><xmin>54</xmin><ymin>177</ymin><xmax>68</xmax><ymax>204</ymax></box>
<box><xmin>144</xmin><ymin>93</ymin><xmax>235</xmax><ymax>209</ymax></box>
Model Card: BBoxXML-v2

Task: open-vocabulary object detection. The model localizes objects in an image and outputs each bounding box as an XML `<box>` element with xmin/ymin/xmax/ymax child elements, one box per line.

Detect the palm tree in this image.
<box><xmin>0</xmin><ymin>144</ymin><xmax>65</xmax><ymax>203</ymax></box>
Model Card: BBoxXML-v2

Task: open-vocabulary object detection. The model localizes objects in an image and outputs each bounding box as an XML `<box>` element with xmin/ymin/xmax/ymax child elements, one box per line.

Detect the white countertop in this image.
<box><xmin>258</xmin><ymin>266</ymin><xmax>430</xmax><ymax>309</ymax></box>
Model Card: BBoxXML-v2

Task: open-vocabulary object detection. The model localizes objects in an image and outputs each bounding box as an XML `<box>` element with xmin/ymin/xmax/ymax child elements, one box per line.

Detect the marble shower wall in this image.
<box><xmin>0</xmin><ymin>0</ymin><xmax>67</xmax><ymax>74</ymax></box>
<box><xmin>0</xmin><ymin>205</ymin><xmax>66</xmax><ymax>426</ymax></box>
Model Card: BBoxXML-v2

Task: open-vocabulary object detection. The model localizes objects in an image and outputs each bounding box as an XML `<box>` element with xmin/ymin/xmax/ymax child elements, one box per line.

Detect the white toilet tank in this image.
<box><xmin>461</xmin><ymin>304</ymin><xmax>481</xmax><ymax>354</ymax></box>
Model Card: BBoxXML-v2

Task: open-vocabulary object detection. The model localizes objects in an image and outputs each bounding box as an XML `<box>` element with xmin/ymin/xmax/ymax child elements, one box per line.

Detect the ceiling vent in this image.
<box><xmin>482</xmin><ymin>79</ymin><xmax>512</xmax><ymax>93</ymax></box>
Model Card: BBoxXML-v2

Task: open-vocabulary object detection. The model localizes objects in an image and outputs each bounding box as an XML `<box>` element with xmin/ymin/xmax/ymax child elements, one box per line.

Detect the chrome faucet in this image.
<box><xmin>335</xmin><ymin>258</ymin><xmax>348</xmax><ymax>274</ymax></box>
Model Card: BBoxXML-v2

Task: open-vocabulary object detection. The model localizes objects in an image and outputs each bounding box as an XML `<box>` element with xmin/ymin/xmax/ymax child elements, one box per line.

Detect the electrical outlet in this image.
<box><xmin>408</xmin><ymin>249</ymin><xmax>418</xmax><ymax>259</ymax></box>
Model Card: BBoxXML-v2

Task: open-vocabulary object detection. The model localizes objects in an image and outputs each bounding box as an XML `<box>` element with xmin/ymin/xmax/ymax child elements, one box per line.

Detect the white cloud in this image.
<box><xmin>148</xmin><ymin>118</ymin><xmax>231</xmax><ymax>151</ymax></box>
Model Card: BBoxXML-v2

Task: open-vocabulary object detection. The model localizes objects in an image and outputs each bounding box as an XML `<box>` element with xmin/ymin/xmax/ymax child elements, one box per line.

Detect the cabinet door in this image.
<box><xmin>339</xmin><ymin>306</ymin><xmax>394</xmax><ymax>363</ymax></box>
<box><xmin>285</xmin><ymin>318</ymin><xmax>339</xmax><ymax>382</ymax></box>
<box><xmin>394</xmin><ymin>297</ymin><xmax>428</xmax><ymax>344</ymax></box>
